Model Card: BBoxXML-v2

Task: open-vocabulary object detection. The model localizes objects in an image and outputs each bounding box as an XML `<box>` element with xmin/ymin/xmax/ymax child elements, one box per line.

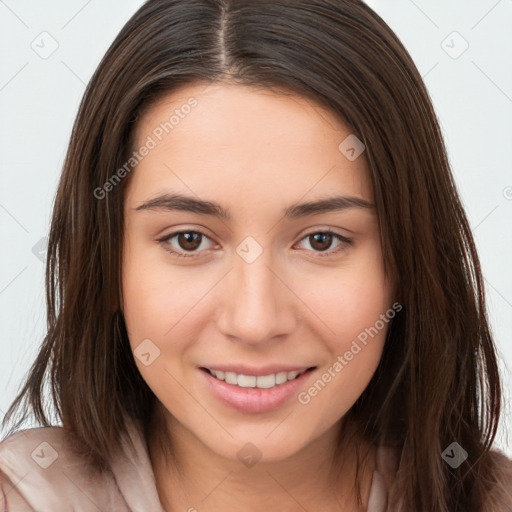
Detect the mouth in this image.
<box><xmin>199</xmin><ymin>366</ymin><xmax>317</xmax><ymax>413</ymax></box>
<box><xmin>200</xmin><ymin>367</ymin><xmax>316</xmax><ymax>390</ymax></box>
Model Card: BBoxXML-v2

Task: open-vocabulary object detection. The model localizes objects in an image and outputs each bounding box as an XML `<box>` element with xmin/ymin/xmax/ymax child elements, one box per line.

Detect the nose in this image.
<box><xmin>216</xmin><ymin>250</ymin><xmax>297</xmax><ymax>346</ymax></box>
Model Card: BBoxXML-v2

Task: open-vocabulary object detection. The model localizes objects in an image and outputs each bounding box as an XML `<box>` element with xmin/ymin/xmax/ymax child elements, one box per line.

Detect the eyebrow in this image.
<box><xmin>133</xmin><ymin>193</ymin><xmax>374</xmax><ymax>219</ymax></box>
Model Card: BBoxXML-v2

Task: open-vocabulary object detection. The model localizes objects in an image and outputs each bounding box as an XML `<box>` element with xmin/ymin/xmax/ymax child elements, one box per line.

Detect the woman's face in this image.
<box><xmin>122</xmin><ymin>83</ymin><xmax>393</xmax><ymax>463</ymax></box>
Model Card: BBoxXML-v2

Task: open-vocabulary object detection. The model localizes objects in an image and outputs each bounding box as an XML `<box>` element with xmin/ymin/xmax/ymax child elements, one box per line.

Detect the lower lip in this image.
<box><xmin>200</xmin><ymin>368</ymin><xmax>315</xmax><ymax>413</ymax></box>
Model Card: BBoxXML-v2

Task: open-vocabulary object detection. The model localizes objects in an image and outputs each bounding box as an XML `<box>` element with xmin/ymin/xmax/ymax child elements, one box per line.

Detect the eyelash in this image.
<box><xmin>156</xmin><ymin>229</ymin><xmax>353</xmax><ymax>259</ymax></box>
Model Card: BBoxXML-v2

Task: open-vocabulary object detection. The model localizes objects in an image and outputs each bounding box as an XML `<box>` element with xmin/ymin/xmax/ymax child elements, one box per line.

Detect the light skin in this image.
<box><xmin>122</xmin><ymin>82</ymin><xmax>394</xmax><ymax>511</ymax></box>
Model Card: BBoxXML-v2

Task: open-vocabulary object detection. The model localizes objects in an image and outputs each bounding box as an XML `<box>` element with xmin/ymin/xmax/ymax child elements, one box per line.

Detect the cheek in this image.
<box><xmin>296</xmin><ymin>336</ymin><xmax>385</xmax><ymax>433</ymax></box>
<box><xmin>122</xmin><ymin>232</ymin><xmax>211</xmax><ymax>341</ymax></box>
<box><xmin>295</xmin><ymin>237</ymin><xmax>391</xmax><ymax>345</ymax></box>
<box><xmin>296</xmin><ymin>298</ymin><xmax>390</xmax><ymax>428</ymax></box>
<box><xmin>293</xmin><ymin>239</ymin><xmax>391</xmax><ymax>407</ymax></box>
<box><xmin>121</xmin><ymin>257</ymin><xmax>199</xmax><ymax>400</ymax></box>
<box><xmin>121</xmin><ymin>243</ymin><xmax>222</xmax><ymax>397</ymax></box>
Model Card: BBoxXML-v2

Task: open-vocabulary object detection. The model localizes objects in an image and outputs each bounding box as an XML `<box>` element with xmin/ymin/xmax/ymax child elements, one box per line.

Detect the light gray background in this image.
<box><xmin>1</xmin><ymin>1</ymin><xmax>511</xmax><ymax>456</ymax></box>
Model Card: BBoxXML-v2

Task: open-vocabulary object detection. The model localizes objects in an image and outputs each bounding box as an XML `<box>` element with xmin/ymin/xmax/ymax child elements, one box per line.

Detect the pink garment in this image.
<box><xmin>0</xmin><ymin>421</ymin><xmax>510</xmax><ymax>511</ymax></box>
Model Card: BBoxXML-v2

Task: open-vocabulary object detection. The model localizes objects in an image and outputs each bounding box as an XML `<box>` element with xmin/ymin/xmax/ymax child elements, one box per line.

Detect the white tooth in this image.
<box><xmin>214</xmin><ymin>369</ymin><xmax>305</xmax><ymax>388</ymax></box>
<box><xmin>237</xmin><ymin>374</ymin><xmax>256</xmax><ymax>388</ymax></box>
<box><xmin>225</xmin><ymin>372</ymin><xmax>238</xmax><ymax>385</ymax></box>
<box><xmin>275</xmin><ymin>372</ymin><xmax>288</xmax><ymax>385</ymax></box>
<box><xmin>256</xmin><ymin>374</ymin><xmax>276</xmax><ymax>389</ymax></box>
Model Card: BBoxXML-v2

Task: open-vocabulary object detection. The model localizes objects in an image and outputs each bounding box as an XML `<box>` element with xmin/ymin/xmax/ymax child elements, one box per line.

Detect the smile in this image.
<box><xmin>199</xmin><ymin>366</ymin><xmax>316</xmax><ymax>413</ymax></box>
<box><xmin>204</xmin><ymin>368</ymin><xmax>310</xmax><ymax>389</ymax></box>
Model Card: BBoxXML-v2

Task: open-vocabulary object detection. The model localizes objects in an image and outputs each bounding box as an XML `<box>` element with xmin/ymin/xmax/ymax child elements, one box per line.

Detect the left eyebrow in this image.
<box><xmin>283</xmin><ymin>195</ymin><xmax>374</xmax><ymax>218</ymax></box>
<box><xmin>132</xmin><ymin>193</ymin><xmax>374</xmax><ymax>219</ymax></box>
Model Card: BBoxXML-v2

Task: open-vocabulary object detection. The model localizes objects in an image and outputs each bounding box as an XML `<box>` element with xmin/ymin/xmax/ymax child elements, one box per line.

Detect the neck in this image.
<box><xmin>148</xmin><ymin>405</ymin><xmax>376</xmax><ymax>512</ymax></box>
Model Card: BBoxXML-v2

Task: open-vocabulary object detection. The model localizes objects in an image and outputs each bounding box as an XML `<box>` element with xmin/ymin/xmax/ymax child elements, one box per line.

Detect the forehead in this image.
<box><xmin>127</xmin><ymin>83</ymin><xmax>372</xmax><ymax>208</ymax></box>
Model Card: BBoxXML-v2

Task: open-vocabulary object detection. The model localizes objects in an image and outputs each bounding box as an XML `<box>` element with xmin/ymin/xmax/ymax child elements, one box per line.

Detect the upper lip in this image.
<box><xmin>199</xmin><ymin>365</ymin><xmax>316</xmax><ymax>376</ymax></box>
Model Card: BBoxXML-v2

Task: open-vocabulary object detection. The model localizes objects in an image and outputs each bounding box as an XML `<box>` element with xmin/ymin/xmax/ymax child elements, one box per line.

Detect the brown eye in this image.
<box><xmin>177</xmin><ymin>232</ymin><xmax>202</xmax><ymax>251</ymax></box>
<box><xmin>158</xmin><ymin>230</ymin><xmax>216</xmax><ymax>258</ymax></box>
<box><xmin>309</xmin><ymin>233</ymin><xmax>333</xmax><ymax>251</ymax></box>
<box><xmin>295</xmin><ymin>231</ymin><xmax>352</xmax><ymax>256</ymax></box>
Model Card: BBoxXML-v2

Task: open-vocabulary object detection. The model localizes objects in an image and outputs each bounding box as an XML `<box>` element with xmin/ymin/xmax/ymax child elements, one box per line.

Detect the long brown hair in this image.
<box><xmin>2</xmin><ymin>1</ymin><xmax>504</xmax><ymax>510</ymax></box>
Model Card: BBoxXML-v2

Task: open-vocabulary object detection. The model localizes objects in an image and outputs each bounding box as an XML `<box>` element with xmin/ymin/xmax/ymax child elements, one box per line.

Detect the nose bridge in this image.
<box><xmin>217</xmin><ymin>246</ymin><xmax>294</xmax><ymax>344</ymax></box>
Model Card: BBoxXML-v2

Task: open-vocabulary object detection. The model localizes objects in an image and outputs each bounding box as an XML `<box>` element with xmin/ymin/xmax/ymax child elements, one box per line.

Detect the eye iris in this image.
<box><xmin>310</xmin><ymin>233</ymin><xmax>332</xmax><ymax>251</ymax></box>
<box><xmin>178</xmin><ymin>232</ymin><xmax>202</xmax><ymax>251</ymax></box>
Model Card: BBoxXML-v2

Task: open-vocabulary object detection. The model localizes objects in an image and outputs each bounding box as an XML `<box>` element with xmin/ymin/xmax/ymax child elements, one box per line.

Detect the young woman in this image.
<box><xmin>1</xmin><ymin>1</ymin><xmax>511</xmax><ymax>511</ymax></box>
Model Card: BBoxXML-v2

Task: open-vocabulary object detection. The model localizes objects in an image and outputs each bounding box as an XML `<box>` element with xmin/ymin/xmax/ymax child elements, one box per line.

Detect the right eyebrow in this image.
<box><xmin>133</xmin><ymin>193</ymin><xmax>231</xmax><ymax>220</ymax></box>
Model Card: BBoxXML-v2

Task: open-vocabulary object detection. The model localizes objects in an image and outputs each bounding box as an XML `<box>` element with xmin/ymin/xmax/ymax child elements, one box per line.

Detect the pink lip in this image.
<box><xmin>200</xmin><ymin>367</ymin><xmax>315</xmax><ymax>413</ymax></box>
<box><xmin>199</xmin><ymin>365</ymin><xmax>313</xmax><ymax>376</ymax></box>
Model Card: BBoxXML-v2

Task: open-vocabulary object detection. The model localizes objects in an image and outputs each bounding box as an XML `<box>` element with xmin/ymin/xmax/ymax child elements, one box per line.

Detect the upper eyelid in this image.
<box><xmin>159</xmin><ymin>227</ymin><xmax>350</xmax><ymax>241</ymax></box>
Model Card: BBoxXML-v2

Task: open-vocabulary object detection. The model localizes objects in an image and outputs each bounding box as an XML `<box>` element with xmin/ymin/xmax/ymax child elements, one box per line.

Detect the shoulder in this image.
<box><xmin>481</xmin><ymin>448</ymin><xmax>512</xmax><ymax>512</ymax></box>
<box><xmin>0</xmin><ymin>426</ymin><xmax>130</xmax><ymax>511</ymax></box>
